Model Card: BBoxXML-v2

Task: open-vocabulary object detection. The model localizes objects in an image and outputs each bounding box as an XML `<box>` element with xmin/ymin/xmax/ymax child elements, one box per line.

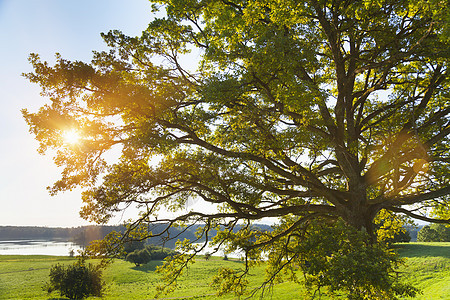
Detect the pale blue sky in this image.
<box><xmin>0</xmin><ymin>0</ymin><xmax>153</xmax><ymax>227</ymax></box>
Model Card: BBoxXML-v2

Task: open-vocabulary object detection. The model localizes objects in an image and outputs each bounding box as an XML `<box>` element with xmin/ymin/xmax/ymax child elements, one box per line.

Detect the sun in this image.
<box><xmin>62</xmin><ymin>129</ymin><xmax>81</xmax><ymax>145</ymax></box>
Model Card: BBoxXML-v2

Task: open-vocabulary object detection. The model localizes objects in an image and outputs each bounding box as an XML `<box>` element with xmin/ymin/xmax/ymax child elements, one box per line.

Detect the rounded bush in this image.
<box><xmin>44</xmin><ymin>261</ymin><xmax>104</xmax><ymax>300</ymax></box>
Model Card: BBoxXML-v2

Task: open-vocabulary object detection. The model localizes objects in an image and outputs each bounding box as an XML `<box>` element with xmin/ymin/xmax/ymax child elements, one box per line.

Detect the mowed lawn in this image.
<box><xmin>396</xmin><ymin>242</ymin><xmax>450</xmax><ymax>300</ymax></box>
<box><xmin>0</xmin><ymin>243</ymin><xmax>449</xmax><ymax>299</ymax></box>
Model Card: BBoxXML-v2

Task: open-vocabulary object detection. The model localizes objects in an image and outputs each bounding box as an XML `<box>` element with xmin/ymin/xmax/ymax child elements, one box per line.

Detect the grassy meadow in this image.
<box><xmin>0</xmin><ymin>242</ymin><xmax>449</xmax><ymax>299</ymax></box>
<box><xmin>396</xmin><ymin>243</ymin><xmax>450</xmax><ymax>299</ymax></box>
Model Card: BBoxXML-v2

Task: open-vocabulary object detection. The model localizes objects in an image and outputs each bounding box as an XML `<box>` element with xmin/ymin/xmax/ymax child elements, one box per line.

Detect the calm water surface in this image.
<box><xmin>0</xmin><ymin>240</ymin><xmax>242</xmax><ymax>257</ymax></box>
<box><xmin>0</xmin><ymin>240</ymin><xmax>83</xmax><ymax>256</ymax></box>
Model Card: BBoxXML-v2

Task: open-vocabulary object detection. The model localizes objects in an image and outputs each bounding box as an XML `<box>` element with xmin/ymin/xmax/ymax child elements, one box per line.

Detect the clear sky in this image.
<box><xmin>0</xmin><ymin>0</ymin><xmax>153</xmax><ymax>227</ymax></box>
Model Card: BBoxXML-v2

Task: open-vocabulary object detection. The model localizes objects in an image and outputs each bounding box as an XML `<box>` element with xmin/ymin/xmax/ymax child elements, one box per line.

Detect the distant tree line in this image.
<box><xmin>4</xmin><ymin>223</ymin><xmax>439</xmax><ymax>247</ymax></box>
<box><xmin>0</xmin><ymin>226</ymin><xmax>80</xmax><ymax>241</ymax></box>
<box><xmin>0</xmin><ymin>225</ymin><xmax>123</xmax><ymax>245</ymax></box>
<box><xmin>0</xmin><ymin>223</ymin><xmax>273</xmax><ymax>249</ymax></box>
<box><xmin>5</xmin><ymin>223</ymin><xmax>442</xmax><ymax>247</ymax></box>
<box><xmin>404</xmin><ymin>225</ymin><xmax>421</xmax><ymax>242</ymax></box>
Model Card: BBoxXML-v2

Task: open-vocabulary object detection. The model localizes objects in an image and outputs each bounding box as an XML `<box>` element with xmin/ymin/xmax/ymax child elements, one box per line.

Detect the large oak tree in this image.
<box><xmin>24</xmin><ymin>0</ymin><xmax>449</xmax><ymax>298</ymax></box>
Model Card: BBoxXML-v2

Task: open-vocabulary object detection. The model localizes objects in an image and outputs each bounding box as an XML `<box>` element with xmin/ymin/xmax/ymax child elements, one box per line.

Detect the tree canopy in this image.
<box><xmin>417</xmin><ymin>223</ymin><xmax>450</xmax><ymax>242</ymax></box>
<box><xmin>23</xmin><ymin>0</ymin><xmax>449</xmax><ymax>298</ymax></box>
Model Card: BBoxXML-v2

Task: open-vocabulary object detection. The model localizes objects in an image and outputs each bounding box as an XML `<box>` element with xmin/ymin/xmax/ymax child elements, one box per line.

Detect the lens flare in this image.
<box><xmin>413</xmin><ymin>158</ymin><xmax>429</xmax><ymax>174</ymax></box>
<box><xmin>62</xmin><ymin>130</ymin><xmax>81</xmax><ymax>145</ymax></box>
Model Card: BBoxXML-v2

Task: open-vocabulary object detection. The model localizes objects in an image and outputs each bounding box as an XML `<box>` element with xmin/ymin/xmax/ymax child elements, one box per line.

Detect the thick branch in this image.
<box><xmin>385</xmin><ymin>186</ymin><xmax>450</xmax><ymax>206</ymax></box>
<box><xmin>387</xmin><ymin>206</ymin><xmax>450</xmax><ymax>224</ymax></box>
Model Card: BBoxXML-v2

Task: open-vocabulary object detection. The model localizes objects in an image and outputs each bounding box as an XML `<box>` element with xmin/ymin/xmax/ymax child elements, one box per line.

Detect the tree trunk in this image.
<box><xmin>340</xmin><ymin>183</ymin><xmax>379</xmax><ymax>243</ymax></box>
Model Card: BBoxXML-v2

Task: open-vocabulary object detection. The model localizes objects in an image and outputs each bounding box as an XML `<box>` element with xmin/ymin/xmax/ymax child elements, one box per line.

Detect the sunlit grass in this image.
<box><xmin>0</xmin><ymin>255</ymin><xmax>75</xmax><ymax>300</ymax></box>
<box><xmin>396</xmin><ymin>243</ymin><xmax>450</xmax><ymax>300</ymax></box>
<box><xmin>101</xmin><ymin>256</ymin><xmax>314</xmax><ymax>300</ymax></box>
<box><xmin>1</xmin><ymin>243</ymin><xmax>449</xmax><ymax>299</ymax></box>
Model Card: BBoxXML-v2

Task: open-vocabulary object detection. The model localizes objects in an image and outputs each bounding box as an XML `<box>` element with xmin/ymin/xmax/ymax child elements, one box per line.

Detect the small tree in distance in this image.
<box><xmin>125</xmin><ymin>245</ymin><xmax>178</xmax><ymax>266</ymax></box>
<box><xmin>417</xmin><ymin>224</ymin><xmax>450</xmax><ymax>242</ymax></box>
<box><xmin>126</xmin><ymin>249</ymin><xmax>151</xmax><ymax>267</ymax></box>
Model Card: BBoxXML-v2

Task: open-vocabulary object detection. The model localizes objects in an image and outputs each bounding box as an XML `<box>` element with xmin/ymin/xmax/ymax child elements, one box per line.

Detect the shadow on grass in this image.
<box><xmin>395</xmin><ymin>243</ymin><xmax>450</xmax><ymax>258</ymax></box>
<box><xmin>131</xmin><ymin>260</ymin><xmax>164</xmax><ymax>273</ymax></box>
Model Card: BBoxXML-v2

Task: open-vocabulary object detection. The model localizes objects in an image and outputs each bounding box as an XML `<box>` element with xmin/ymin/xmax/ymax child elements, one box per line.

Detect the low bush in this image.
<box><xmin>125</xmin><ymin>244</ymin><xmax>177</xmax><ymax>266</ymax></box>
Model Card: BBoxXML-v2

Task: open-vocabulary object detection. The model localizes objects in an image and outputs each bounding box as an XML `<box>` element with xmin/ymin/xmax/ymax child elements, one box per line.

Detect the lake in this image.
<box><xmin>0</xmin><ymin>240</ymin><xmax>83</xmax><ymax>256</ymax></box>
<box><xmin>0</xmin><ymin>240</ymin><xmax>243</xmax><ymax>258</ymax></box>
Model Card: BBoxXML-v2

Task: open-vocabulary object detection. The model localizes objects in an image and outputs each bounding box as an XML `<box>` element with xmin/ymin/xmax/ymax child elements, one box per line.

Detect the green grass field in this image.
<box><xmin>0</xmin><ymin>242</ymin><xmax>448</xmax><ymax>299</ymax></box>
<box><xmin>395</xmin><ymin>243</ymin><xmax>450</xmax><ymax>300</ymax></box>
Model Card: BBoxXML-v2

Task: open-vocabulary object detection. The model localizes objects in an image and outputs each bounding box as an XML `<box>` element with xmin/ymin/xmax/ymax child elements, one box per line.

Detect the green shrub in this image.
<box><xmin>44</xmin><ymin>260</ymin><xmax>104</xmax><ymax>300</ymax></box>
<box><xmin>126</xmin><ymin>249</ymin><xmax>151</xmax><ymax>266</ymax></box>
<box><xmin>125</xmin><ymin>244</ymin><xmax>178</xmax><ymax>266</ymax></box>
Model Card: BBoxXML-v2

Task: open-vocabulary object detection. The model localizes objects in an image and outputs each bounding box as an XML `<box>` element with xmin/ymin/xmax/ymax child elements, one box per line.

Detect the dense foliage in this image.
<box><xmin>44</xmin><ymin>260</ymin><xmax>104</xmax><ymax>300</ymax></box>
<box><xmin>268</xmin><ymin>220</ymin><xmax>418</xmax><ymax>299</ymax></box>
<box><xmin>417</xmin><ymin>224</ymin><xmax>450</xmax><ymax>242</ymax></box>
<box><xmin>390</xmin><ymin>229</ymin><xmax>411</xmax><ymax>243</ymax></box>
<box><xmin>24</xmin><ymin>0</ymin><xmax>449</xmax><ymax>298</ymax></box>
